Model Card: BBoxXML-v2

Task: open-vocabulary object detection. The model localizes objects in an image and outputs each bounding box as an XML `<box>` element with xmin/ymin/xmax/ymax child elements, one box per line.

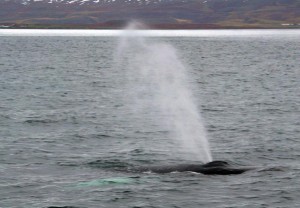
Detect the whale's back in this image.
<box><xmin>133</xmin><ymin>161</ymin><xmax>251</xmax><ymax>175</ymax></box>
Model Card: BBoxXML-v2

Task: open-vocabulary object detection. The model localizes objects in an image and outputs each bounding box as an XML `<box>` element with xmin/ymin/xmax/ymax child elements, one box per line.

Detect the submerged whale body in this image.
<box><xmin>134</xmin><ymin>161</ymin><xmax>251</xmax><ymax>175</ymax></box>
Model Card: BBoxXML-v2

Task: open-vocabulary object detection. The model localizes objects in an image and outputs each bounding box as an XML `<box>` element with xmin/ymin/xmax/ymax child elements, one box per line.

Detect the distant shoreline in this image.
<box><xmin>1</xmin><ymin>28</ymin><xmax>299</xmax><ymax>38</ymax></box>
<box><xmin>1</xmin><ymin>23</ymin><xmax>300</xmax><ymax>30</ymax></box>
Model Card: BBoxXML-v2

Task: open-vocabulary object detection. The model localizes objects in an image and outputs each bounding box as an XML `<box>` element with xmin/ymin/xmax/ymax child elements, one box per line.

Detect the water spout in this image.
<box><xmin>115</xmin><ymin>22</ymin><xmax>212</xmax><ymax>163</ymax></box>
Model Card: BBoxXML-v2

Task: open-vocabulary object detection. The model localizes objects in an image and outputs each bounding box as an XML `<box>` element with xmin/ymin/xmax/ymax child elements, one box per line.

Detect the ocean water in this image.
<box><xmin>0</xmin><ymin>30</ymin><xmax>299</xmax><ymax>208</ymax></box>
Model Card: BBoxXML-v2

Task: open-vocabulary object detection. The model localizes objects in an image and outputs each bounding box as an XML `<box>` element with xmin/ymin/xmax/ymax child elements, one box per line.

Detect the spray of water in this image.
<box><xmin>115</xmin><ymin>22</ymin><xmax>212</xmax><ymax>163</ymax></box>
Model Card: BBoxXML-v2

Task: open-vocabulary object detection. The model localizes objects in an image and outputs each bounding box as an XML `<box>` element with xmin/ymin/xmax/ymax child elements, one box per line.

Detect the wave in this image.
<box><xmin>47</xmin><ymin>206</ymin><xmax>83</xmax><ymax>208</ymax></box>
<box><xmin>24</xmin><ymin>119</ymin><xmax>60</xmax><ymax>124</ymax></box>
<box><xmin>86</xmin><ymin>159</ymin><xmax>133</xmax><ymax>169</ymax></box>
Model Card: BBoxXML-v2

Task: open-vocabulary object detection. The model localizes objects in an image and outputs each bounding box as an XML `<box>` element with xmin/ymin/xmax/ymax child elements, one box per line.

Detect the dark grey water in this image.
<box><xmin>0</xmin><ymin>30</ymin><xmax>299</xmax><ymax>208</ymax></box>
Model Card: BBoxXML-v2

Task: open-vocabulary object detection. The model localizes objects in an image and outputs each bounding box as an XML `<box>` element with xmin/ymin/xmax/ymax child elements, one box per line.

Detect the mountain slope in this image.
<box><xmin>0</xmin><ymin>0</ymin><xmax>299</xmax><ymax>28</ymax></box>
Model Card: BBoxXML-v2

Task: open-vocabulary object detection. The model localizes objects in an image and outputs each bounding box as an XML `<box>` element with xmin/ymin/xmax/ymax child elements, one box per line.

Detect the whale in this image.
<box><xmin>132</xmin><ymin>161</ymin><xmax>253</xmax><ymax>175</ymax></box>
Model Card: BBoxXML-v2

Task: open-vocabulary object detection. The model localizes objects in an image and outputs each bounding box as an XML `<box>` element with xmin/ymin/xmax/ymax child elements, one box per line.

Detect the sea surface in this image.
<box><xmin>0</xmin><ymin>29</ymin><xmax>299</xmax><ymax>208</ymax></box>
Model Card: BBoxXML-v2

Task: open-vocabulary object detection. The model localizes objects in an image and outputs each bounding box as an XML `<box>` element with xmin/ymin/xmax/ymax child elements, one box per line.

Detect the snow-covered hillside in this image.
<box><xmin>6</xmin><ymin>0</ymin><xmax>182</xmax><ymax>6</ymax></box>
<box><xmin>1</xmin><ymin>0</ymin><xmax>299</xmax><ymax>28</ymax></box>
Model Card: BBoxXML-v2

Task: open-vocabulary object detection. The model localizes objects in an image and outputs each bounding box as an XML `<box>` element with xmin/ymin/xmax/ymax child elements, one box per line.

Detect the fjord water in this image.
<box><xmin>0</xmin><ymin>30</ymin><xmax>299</xmax><ymax>207</ymax></box>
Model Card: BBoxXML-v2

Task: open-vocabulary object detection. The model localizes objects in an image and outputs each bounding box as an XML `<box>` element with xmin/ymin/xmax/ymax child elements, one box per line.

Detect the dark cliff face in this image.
<box><xmin>0</xmin><ymin>0</ymin><xmax>299</xmax><ymax>28</ymax></box>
